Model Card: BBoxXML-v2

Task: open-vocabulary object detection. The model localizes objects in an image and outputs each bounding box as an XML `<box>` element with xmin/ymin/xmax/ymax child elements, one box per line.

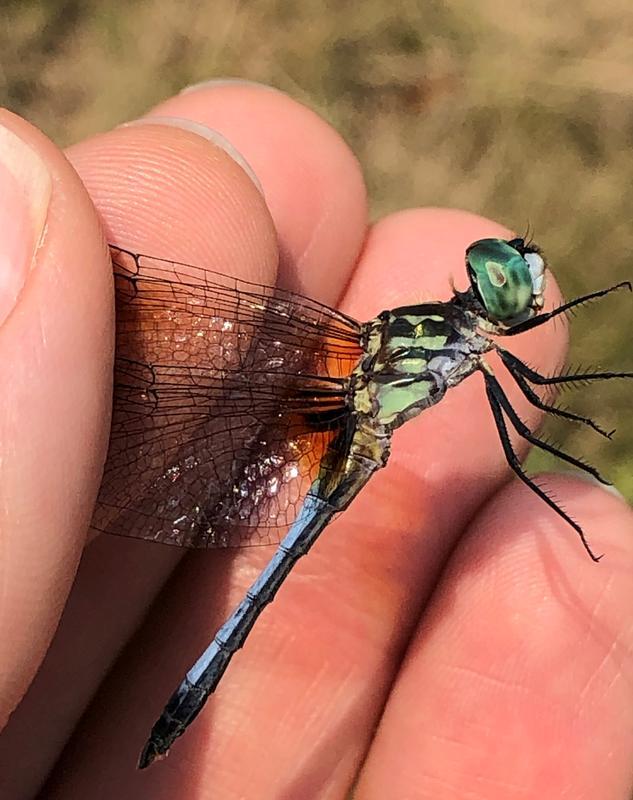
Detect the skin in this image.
<box><xmin>0</xmin><ymin>83</ymin><xmax>632</xmax><ymax>800</ymax></box>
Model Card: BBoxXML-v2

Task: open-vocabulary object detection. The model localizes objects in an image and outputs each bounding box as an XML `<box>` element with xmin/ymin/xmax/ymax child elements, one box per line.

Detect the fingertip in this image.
<box><xmin>123</xmin><ymin>115</ymin><xmax>265</xmax><ymax>195</ymax></box>
<box><xmin>0</xmin><ymin>111</ymin><xmax>112</xmax><ymax>716</ymax></box>
<box><xmin>464</xmin><ymin>472</ymin><xmax>633</xmax><ymax>577</ymax></box>
<box><xmin>333</xmin><ymin>207</ymin><xmax>571</xmax><ymax>570</ymax></box>
<box><xmin>342</xmin><ymin>207</ymin><xmax>513</xmax><ymax>316</ymax></box>
<box><xmin>358</xmin><ymin>477</ymin><xmax>633</xmax><ymax>798</ymax></box>
<box><xmin>145</xmin><ymin>82</ymin><xmax>368</xmax><ymax>300</ymax></box>
<box><xmin>66</xmin><ymin>121</ymin><xmax>279</xmax><ymax>286</ymax></box>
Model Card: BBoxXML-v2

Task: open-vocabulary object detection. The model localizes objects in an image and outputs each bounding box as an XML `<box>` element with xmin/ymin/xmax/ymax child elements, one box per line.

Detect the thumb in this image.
<box><xmin>0</xmin><ymin>110</ymin><xmax>112</xmax><ymax>724</ymax></box>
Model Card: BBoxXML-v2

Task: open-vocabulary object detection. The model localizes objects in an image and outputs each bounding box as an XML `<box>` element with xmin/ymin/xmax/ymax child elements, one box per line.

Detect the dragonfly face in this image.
<box><xmin>462</xmin><ymin>237</ymin><xmax>546</xmax><ymax>329</ymax></box>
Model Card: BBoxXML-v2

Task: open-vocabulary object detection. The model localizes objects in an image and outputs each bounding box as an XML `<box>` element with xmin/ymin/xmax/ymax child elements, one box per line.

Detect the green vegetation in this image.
<box><xmin>1</xmin><ymin>0</ymin><xmax>631</xmax><ymax>496</ymax></box>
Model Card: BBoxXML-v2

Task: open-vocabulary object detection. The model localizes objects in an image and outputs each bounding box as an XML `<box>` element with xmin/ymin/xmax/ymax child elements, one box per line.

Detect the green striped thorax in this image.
<box><xmin>353</xmin><ymin>237</ymin><xmax>549</xmax><ymax>431</ymax></box>
<box><xmin>465</xmin><ymin>237</ymin><xmax>545</xmax><ymax>327</ymax></box>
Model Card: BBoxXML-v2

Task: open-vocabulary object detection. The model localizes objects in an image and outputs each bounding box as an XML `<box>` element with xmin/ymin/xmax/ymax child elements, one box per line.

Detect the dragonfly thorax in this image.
<box><xmin>353</xmin><ymin>302</ymin><xmax>492</xmax><ymax>430</ymax></box>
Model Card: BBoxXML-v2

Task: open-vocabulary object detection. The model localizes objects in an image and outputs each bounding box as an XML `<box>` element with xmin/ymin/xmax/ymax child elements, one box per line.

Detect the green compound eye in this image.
<box><xmin>466</xmin><ymin>238</ymin><xmax>545</xmax><ymax>324</ymax></box>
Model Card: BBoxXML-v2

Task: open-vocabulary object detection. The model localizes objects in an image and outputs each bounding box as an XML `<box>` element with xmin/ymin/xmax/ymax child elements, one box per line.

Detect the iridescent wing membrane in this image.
<box><xmin>91</xmin><ymin>248</ymin><xmax>363</xmax><ymax>548</ymax></box>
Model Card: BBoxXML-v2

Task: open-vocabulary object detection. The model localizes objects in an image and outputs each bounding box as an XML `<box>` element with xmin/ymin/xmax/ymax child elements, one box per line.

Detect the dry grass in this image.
<box><xmin>1</xmin><ymin>0</ymin><xmax>632</xmax><ymax>496</ymax></box>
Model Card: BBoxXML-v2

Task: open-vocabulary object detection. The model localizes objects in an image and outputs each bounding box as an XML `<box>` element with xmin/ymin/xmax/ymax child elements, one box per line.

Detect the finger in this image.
<box><xmin>2</xmin><ymin>88</ymin><xmax>368</xmax><ymax>797</ymax></box>
<box><xmin>147</xmin><ymin>80</ymin><xmax>368</xmax><ymax>299</ymax></box>
<box><xmin>356</xmin><ymin>477</ymin><xmax>633</xmax><ymax>800</ymax></box>
<box><xmin>0</xmin><ymin>113</ymin><xmax>111</xmax><ymax>722</ymax></box>
<box><xmin>42</xmin><ymin>209</ymin><xmax>569</xmax><ymax>799</ymax></box>
<box><xmin>340</xmin><ymin>207</ymin><xmax>567</xmax><ymax>573</ymax></box>
<box><xmin>1</xmin><ymin>119</ymin><xmax>278</xmax><ymax>796</ymax></box>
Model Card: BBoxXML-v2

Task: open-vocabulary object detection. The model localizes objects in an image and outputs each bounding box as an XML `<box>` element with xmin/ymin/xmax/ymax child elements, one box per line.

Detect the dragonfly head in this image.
<box><xmin>461</xmin><ymin>237</ymin><xmax>546</xmax><ymax>329</ymax></box>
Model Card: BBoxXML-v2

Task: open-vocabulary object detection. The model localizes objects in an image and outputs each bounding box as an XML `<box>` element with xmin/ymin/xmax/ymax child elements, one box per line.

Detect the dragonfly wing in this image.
<box><xmin>91</xmin><ymin>248</ymin><xmax>362</xmax><ymax>549</ymax></box>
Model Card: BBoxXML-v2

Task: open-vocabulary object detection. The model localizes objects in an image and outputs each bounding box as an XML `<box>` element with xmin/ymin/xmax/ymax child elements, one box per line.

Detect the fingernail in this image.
<box><xmin>0</xmin><ymin>125</ymin><xmax>51</xmax><ymax>327</ymax></box>
<box><xmin>568</xmin><ymin>471</ymin><xmax>626</xmax><ymax>500</ymax></box>
<box><xmin>179</xmin><ymin>77</ymin><xmax>279</xmax><ymax>96</ymax></box>
<box><xmin>123</xmin><ymin>115</ymin><xmax>263</xmax><ymax>195</ymax></box>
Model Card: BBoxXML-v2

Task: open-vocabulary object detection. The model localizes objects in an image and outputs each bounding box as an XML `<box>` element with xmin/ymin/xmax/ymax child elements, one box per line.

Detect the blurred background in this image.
<box><xmin>1</xmin><ymin>0</ymin><xmax>631</xmax><ymax>496</ymax></box>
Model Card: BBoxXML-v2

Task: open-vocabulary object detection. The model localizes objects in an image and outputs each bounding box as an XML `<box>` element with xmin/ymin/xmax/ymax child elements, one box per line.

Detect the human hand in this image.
<box><xmin>1</xmin><ymin>83</ymin><xmax>632</xmax><ymax>799</ymax></box>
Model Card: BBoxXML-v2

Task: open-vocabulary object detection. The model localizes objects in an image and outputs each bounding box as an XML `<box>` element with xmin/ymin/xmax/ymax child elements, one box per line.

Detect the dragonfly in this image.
<box><xmin>92</xmin><ymin>236</ymin><xmax>632</xmax><ymax>768</ymax></box>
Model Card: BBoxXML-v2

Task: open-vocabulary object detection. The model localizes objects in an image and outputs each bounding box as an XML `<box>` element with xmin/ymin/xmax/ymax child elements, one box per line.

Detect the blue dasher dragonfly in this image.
<box><xmin>92</xmin><ymin>237</ymin><xmax>632</xmax><ymax>768</ymax></box>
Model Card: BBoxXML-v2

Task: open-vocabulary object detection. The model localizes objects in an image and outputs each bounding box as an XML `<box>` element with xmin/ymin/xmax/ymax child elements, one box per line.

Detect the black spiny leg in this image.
<box><xmin>482</xmin><ymin>369</ymin><xmax>602</xmax><ymax>562</ymax></box>
<box><xmin>497</xmin><ymin>347</ymin><xmax>633</xmax><ymax>389</ymax></box>
<box><xmin>502</xmin><ymin>282</ymin><xmax>632</xmax><ymax>336</ymax></box>
<box><xmin>497</xmin><ymin>348</ymin><xmax>617</xmax><ymax>439</ymax></box>
<box><xmin>485</xmin><ymin>370</ymin><xmax>609</xmax><ymax>484</ymax></box>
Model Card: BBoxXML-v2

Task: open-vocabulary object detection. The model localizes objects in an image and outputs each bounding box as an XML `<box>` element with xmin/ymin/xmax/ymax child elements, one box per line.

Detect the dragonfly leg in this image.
<box><xmin>496</xmin><ymin>348</ymin><xmax>615</xmax><ymax>439</ymax></box>
<box><xmin>501</xmin><ymin>281</ymin><xmax>632</xmax><ymax>336</ymax></box>
<box><xmin>483</xmin><ymin>369</ymin><xmax>609</xmax><ymax>483</ymax></box>
<box><xmin>481</xmin><ymin>368</ymin><xmax>602</xmax><ymax>562</ymax></box>
<box><xmin>497</xmin><ymin>347</ymin><xmax>633</xmax><ymax>388</ymax></box>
